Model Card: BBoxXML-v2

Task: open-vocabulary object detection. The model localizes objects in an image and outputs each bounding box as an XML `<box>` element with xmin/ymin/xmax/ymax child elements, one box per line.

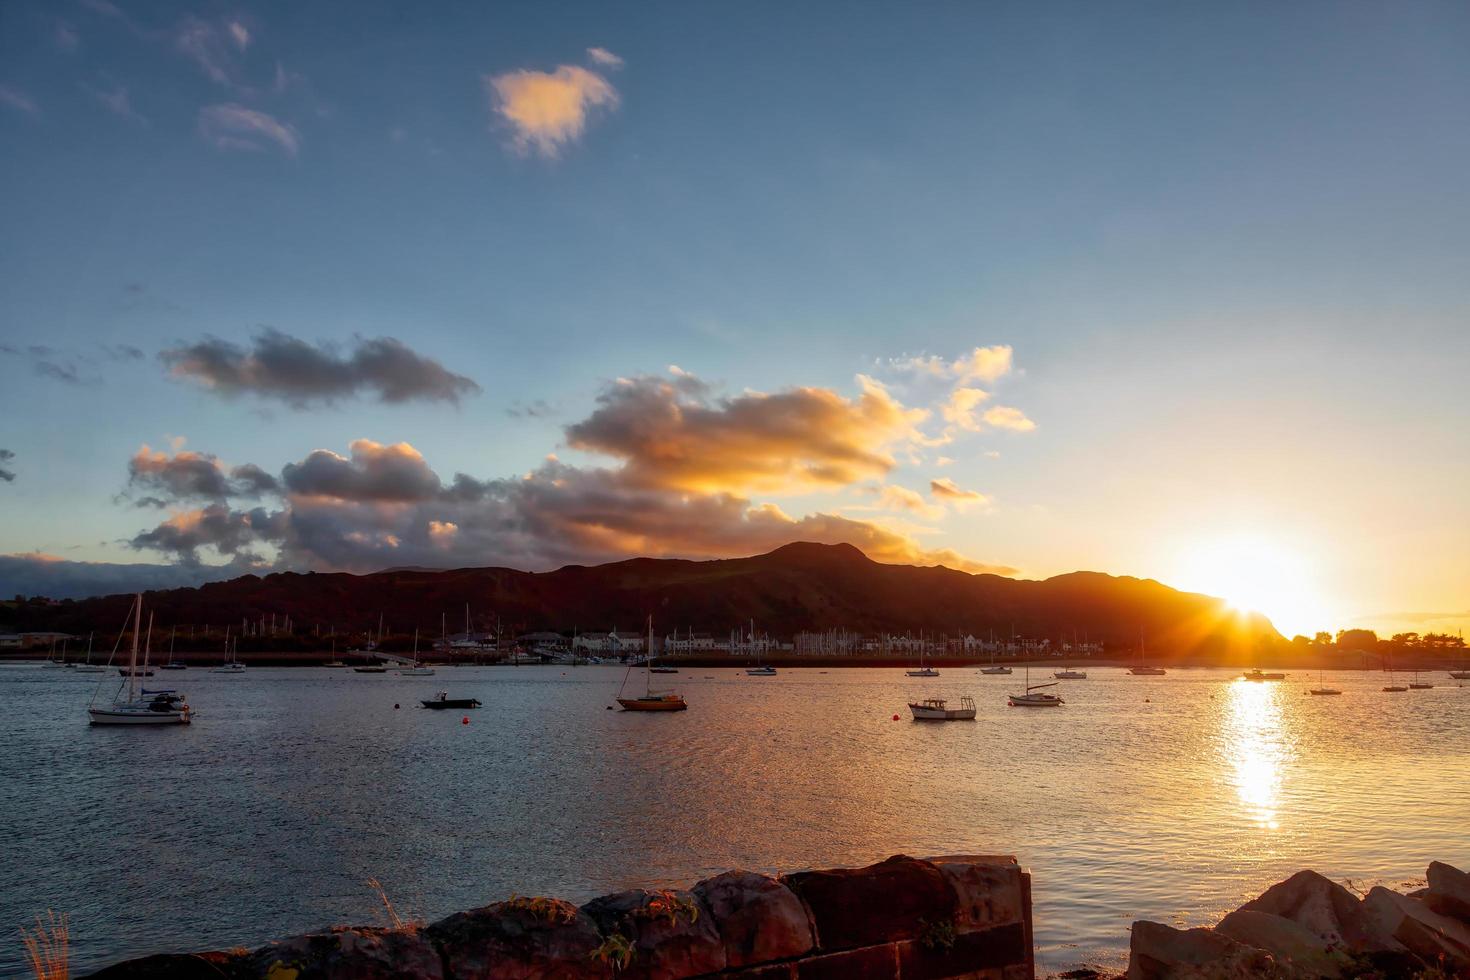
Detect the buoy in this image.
<box><xmin>892</xmin><ymin>713</ymin><xmax>900</xmax><ymax>721</ymax></box>
<box><xmin>606</xmin><ymin>705</ymin><xmax>613</xmax><ymax>710</ymax></box>
<box><xmin>462</xmin><ymin>716</ymin><xmax>469</xmax><ymax>725</ymax></box>
<box><xmin>1145</xmin><ymin>698</ymin><xmax>1151</xmax><ymax>703</ymax></box>
<box><xmin>394</xmin><ymin>703</ymin><xmax>400</xmax><ymax>709</ymax></box>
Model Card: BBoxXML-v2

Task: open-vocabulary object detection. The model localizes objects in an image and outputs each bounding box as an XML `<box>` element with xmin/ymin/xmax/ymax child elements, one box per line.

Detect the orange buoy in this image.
<box><xmin>892</xmin><ymin>713</ymin><xmax>900</xmax><ymax>721</ymax></box>
<box><xmin>462</xmin><ymin>716</ymin><xmax>469</xmax><ymax>724</ymax></box>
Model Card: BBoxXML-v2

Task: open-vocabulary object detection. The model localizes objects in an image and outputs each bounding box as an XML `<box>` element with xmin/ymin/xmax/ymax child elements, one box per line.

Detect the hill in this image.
<box><xmin>5</xmin><ymin>542</ymin><xmax>1281</xmax><ymax>660</ymax></box>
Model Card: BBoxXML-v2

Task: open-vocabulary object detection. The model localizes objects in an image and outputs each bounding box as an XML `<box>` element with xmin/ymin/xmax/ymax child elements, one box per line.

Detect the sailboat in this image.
<box><xmin>1054</xmin><ymin>666</ymin><xmax>1088</xmax><ymax>679</ymax></box>
<box><xmin>322</xmin><ymin>637</ymin><xmax>347</xmax><ymax>668</ymax></box>
<box><xmin>979</xmin><ymin>632</ymin><xmax>1011</xmax><ymax>674</ymax></box>
<box><xmin>213</xmin><ymin>627</ymin><xmax>245</xmax><ymax>673</ymax></box>
<box><xmin>397</xmin><ymin>630</ymin><xmax>435</xmax><ymax>675</ymax></box>
<box><xmin>1450</xmin><ymin>666</ymin><xmax>1470</xmax><ymax>680</ymax></box>
<box><xmin>88</xmin><ymin>595</ymin><xmax>190</xmax><ymax>725</ymax></box>
<box><xmin>73</xmin><ymin>632</ymin><xmax>105</xmax><ymax>673</ymax></box>
<box><xmin>616</xmin><ymin>617</ymin><xmax>687</xmax><ymax>711</ymax></box>
<box><xmin>647</xmin><ymin>626</ymin><xmax>678</xmax><ymax>673</ymax></box>
<box><xmin>905</xmin><ymin>634</ymin><xmax>939</xmax><ymax>677</ymax></box>
<box><xmin>42</xmin><ymin>638</ymin><xmax>68</xmax><ymax>667</ymax></box>
<box><xmin>745</xmin><ymin>621</ymin><xmax>776</xmax><ymax>675</ymax></box>
<box><xmin>1382</xmin><ymin>648</ymin><xmax>1407</xmax><ymax>691</ymax></box>
<box><xmin>1309</xmin><ymin>669</ymin><xmax>1341</xmax><ymax>696</ymax></box>
<box><xmin>1408</xmin><ymin>670</ymin><xmax>1434</xmax><ymax>690</ymax></box>
<box><xmin>1128</xmin><ymin>632</ymin><xmax>1166</xmax><ymax>675</ymax></box>
<box><xmin>160</xmin><ymin>627</ymin><xmax>187</xmax><ymax>669</ymax></box>
<box><xmin>1008</xmin><ymin>666</ymin><xmax>1064</xmax><ymax>707</ymax></box>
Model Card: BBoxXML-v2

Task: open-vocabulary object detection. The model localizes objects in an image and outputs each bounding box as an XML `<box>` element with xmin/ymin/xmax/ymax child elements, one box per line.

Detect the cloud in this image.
<box><xmin>0</xmin><ymin>448</ymin><xmax>14</xmax><ymax>483</ymax></box>
<box><xmin>126</xmin><ymin>445</ymin><xmax>279</xmax><ymax>505</ymax></box>
<box><xmin>115</xmin><ymin>367</ymin><xmax>1013</xmax><ymax>583</ymax></box>
<box><xmin>198</xmin><ymin>103</ymin><xmax>300</xmax><ymax>156</ymax></box>
<box><xmin>159</xmin><ymin>329</ymin><xmax>480</xmax><ymax>408</ymax></box>
<box><xmin>564</xmin><ymin>370</ymin><xmax>926</xmax><ymax>494</ymax></box>
<box><xmin>981</xmin><ymin>405</ymin><xmax>1036</xmax><ymax>432</ymax></box>
<box><xmin>176</xmin><ymin>16</ymin><xmax>244</xmax><ymax>87</ymax></box>
<box><xmin>891</xmin><ymin>345</ymin><xmax>1014</xmax><ymax>384</ymax></box>
<box><xmin>586</xmin><ymin>47</ymin><xmax>623</xmax><ymax>68</ymax></box>
<box><xmin>55</xmin><ymin>22</ymin><xmax>80</xmax><ymax>52</ymax></box>
<box><xmin>83</xmin><ymin>79</ymin><xmax>146</xmax><ymax>124</ymax></box>
<box><xmin>935</xmin><ymin>456</ymin><xmax>954</xmax><ymax>466</ymax></box>
<box><xmin>0</xmin><ymin>553</ymin><xmax>242</xmax><ymax>599</ymax></box>
<box><xmin>941</xmin><ymin>386</ymin><xmax>990</xmax><ymax>431</ymax></box>
<box><xmin>930</xmin><ymin>477</ymin><xmax>992</xmax><ymax>510</ymax></box>
<box><xmin>485</xmin><ymin>63</ymin><xmax>618</xmax><ymax>158</ymax></box>
<box><xmin>227</xmin><ymin>21</ymin><xmax>251</xmax><ymax>50</ymax></box>
<box><xmin>875</xmin><ymin>484</ymin><xmax>946</xmax><ymax>521</ymax></box>
<box><xmin>0</xmin><ymin>86</ymin><xmax>39</xmax><ymax>116</ymax></box>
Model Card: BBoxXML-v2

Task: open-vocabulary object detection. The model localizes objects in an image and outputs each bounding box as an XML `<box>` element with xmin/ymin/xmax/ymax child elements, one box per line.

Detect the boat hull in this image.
<box><xmin>1309</xmin><ymin>688</ymin><xmax>1342</xmax><ymax>696</ymax></box>
<box><xmin>908</xmin><ymin>705</ymin><xmax>975</xmax><ymax>721</ymax></box>
<box><xmin>1128</xmin><ymin>668</ymin><xmax>1166</xmax><ymax>675</ymax></box>
<box><xmin>421</xmin><ymin>699</ymin><xmax>480</xmax><ymax>709</ymax></box>
<box><xmin>617</xmin><ymin>697</ymin><xmax>687</xmax><ymax>711</ymax></box>
<box><xmin>979</xmin><ymin>667</ymin><xmax>1011</xmax><ymax>674</ymax></box>
<box><xmin>906</xmin><ymin>669</ymin><xmax>940</xmax><ymax>677</ymax></box>
<box><xmin>1450</xmin><ymin>671</ymin><xmax>1470</xmax><ymax>680</ymax></box>
<box><xmin>1008</xmin><ymin>695</ymin><xmax>1063</xmax><ymax>707</ymax></box>
<box><xmin>88</xmin><ymin>707</ymin><xmax>190</xmax><ymax>725</ymax></box>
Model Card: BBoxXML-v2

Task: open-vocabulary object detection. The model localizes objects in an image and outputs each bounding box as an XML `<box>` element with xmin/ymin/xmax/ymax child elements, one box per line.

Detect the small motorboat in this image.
<box><xmin>649</xmin><ymin>666</ymin><xmax>680</xmax><ymax>674</ymax></box>
<box><xmin>421</xmin><ymin>692</ymin><xmax>481</xmax><ymax>709</ymax></box>
<box><xmin>906</xmin><ymin>667</ymin><xmax>940</xmax><ymax>677</ymax></box>
<box><xmin>1054</xmin><ymin>669</ymin><xmax>1087</xmax><ymax>679</ymax></box>
<box><xmin>1128</xmin><ymin>666</ymin><xmax>1166</xmax><ymax>676</ymax></box>
<box><xmin>212</xmin><ymin>661</ymin><xmax>246</xmax><ymax>674</ymax></box>
<box><xmin>908</xmin><ymin>696</ymin><xmax>976</xmax><ymax>721</ymax></box>
<box><xmin>1243</xmin><ymin>669</ymin><xmax>1286</xmax><ymax>682</ymax></box>
<box><xmin>353</xmin><ymin>664</ymin><xmax>389</xmax><ymax>673</ymax></box>
<box><xmin>978</xmin><ymin>665</ymin><xmax>1012</xmax><ymax>675</ymax></box>
<box><xmin>746</xmin><ymin>665</ymin><xmax>777</xmax><ymax>676</ymax></box>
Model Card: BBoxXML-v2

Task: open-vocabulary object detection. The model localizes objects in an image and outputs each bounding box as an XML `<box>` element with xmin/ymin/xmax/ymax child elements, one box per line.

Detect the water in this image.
<box><xmin>2</xmin><ymin>664</ymin><xmax>1467</xmax><ymax>976</ymax></box>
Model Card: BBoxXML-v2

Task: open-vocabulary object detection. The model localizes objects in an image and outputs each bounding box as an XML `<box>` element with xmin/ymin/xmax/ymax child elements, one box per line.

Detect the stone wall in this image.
<box><xmin>83</xmin><ymin>853</ymin><xmax>1033</xmax><ymax>980</ymax></box>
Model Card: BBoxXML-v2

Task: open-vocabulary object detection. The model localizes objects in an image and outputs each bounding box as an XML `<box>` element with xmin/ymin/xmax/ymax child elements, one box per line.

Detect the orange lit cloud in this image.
<box><xmin>981</xmin><ymin>405</ymin><xmax>1036</xmax><ymax>431</ymax></box>
<box><xmin>930</xmin><ymin>477</ymin><xmax>992</xmax><ymax>511</ymax></box>
<box><xmin>485</xmin><ymin>61</ymin><xmax>618</xmax><ymax>157</ymax></box>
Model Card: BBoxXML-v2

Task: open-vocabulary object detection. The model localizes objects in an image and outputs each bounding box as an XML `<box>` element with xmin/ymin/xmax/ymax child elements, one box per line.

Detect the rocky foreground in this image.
<box><xmin>83</xmin><ymin>854</ymin><xmax>1033</xmax><ymax>979</ymax></box>
<box><xmin>1122</xmin><ymin>860</ymin><xmax>1470</xmax><ymax>979</ymax></box>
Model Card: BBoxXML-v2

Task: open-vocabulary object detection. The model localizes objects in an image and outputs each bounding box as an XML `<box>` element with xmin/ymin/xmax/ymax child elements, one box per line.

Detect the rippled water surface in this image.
<box><xmin>3</xmin><ymin>664</ymin><xmax>1468</xmax><ymax>975</ymax></box>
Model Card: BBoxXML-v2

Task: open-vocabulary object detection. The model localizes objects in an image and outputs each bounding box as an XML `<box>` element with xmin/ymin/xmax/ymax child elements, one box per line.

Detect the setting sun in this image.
<box><xmin>1175</xmin><ymin>535</ymin><xmax>1331</xmax><ymax>638</ymax></box>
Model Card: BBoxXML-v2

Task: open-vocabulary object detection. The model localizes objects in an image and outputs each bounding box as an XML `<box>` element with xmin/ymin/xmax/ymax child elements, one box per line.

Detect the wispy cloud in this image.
<box><xmin>227</xmin><ymin>20</ymin><xmax>251</xmax><ymax>51</ymax></box>
<box><xmin>586</xmin><ymin>47</ymin><xmax>624</xmax><ymax>69</ymax></box>
<box><xmin>176</xmin><ymin>15</ymin><xmax>243</xmax><ymax>87</ymax></box>
<box><xmin>930</xmin><ymin>477</ymin><xmax>992</xmax><ymax>510</ymax></box>
<box><xmin>82</xmin><ymin>78</ymin><xmax>147</xmax><ymax>125</ymax></box>
<box><xmin>197</xmin><ymin>103</ymin><xmax>299</xmax><ymax>156</ymax></box>
<box><xmin>890</xmin><ymin>345</ymin><xmax>1015</xmax><ymax>384</ymax></box>
<box><xmin>159</xmin><ymin>329</ymin><xmax>480</xmax><ymax>408</ymax></box>
<box><xmin>485</xmin><ymin>59</ymin><xmax>619</xmax><ymax>158</ymax></box>
<box><xmin>981</xmin><ymin>405</ymin><xmax>1036</xmax><ymax>432</ymax></box>
<box><xmin>0</xmin><ymin>86</ymin><xmax>39</xmax><ymax>116</ymax></box>
<box><xmin>0</xmin><ymin>449</ymin><xmax>15</xmax><ymax>483</ymax></box>
<box><xmin>55</xmin><ymin>22</ymin><xmax>80</xmax><ymax>52</ymax></box>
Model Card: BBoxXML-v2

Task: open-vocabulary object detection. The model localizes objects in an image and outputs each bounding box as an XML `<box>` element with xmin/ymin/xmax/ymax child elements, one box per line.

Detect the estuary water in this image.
<box><xmin>2</xmin><ymin>663</ymin><xmax>1468</xmax><ymax>976</ymax></box>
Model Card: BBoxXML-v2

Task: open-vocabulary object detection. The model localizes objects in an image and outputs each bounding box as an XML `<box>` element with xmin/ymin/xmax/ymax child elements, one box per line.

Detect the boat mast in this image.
<box><xmin>128</xmin><ymin>593</ymin><xmax>141</xmax><ymax>702</ymax></box>
<box><xmin>647</xmin><ymin>615</ymin><xmax>654</xmax><ymax>695</ymax></box>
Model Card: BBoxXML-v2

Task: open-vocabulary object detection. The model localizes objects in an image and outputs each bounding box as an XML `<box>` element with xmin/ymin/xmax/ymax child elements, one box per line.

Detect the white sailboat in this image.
<box><xmin>1008</xmin><ymin>666</ymin><xmax>1064</xmax><ymax>707</ymax></box>
<box><xmin>905</xmin><ymin>634</ymin><xmax>939</xmax><ymax>677</ymax></box>
<box><xmin>979</xmin><ymin>630</ymin><xmax>1011</xmax><ymax>674</ymax></box>
<box><xmin>87</xmin><ymin>596</ymin><xmax>191</xmax><ymax>725</ymax></box>
<box><xmin>1309</xmin><ymin>669</ymin><xmax>1341</xmax><ymax>696</ymax></box>
<box><xmin>73</xmin><ymin>632</ymin><xmax>105</xmax><ymax>672</ymax></box>
<box><xmin>213</xmin><ymin>626</ymin><xmax>245</xmax><ymax>673</ymax></box>
<box><xmin>397</xmin><ymin>630</ymin><xmax>435</xmax><ymax>675</ymax></box>
<box><xmin>1128</xmin><ymin>631</ymin><xmax>1166</xmax><ymax>675</ymax></box>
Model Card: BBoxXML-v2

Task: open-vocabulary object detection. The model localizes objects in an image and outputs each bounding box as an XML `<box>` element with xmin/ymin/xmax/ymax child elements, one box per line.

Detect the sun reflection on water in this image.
<box><xmin>1223</xmin><ymin>679</ymin><xmax>1289</xmax><ymax>830</ymax></box>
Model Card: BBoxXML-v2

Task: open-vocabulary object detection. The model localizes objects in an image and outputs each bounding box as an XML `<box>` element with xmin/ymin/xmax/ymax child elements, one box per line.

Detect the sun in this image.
<box><xmin>1174</xmin><ymin>535</ymin><xmax>1330</xmax><ymax>638</ymax></box>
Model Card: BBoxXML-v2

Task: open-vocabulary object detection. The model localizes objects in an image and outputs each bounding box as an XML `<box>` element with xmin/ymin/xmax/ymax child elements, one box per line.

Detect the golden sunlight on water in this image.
<box><xmin>1222</xmin><ymin>680</ymin><xmax>1289</xmax><ymax>831</ymax></box>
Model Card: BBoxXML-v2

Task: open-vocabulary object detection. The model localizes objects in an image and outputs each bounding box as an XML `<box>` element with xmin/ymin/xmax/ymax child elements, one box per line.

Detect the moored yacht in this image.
<box><xmin>87</xmin><ymin>596</ymin><xmax>191</xmax><ymax>725</ymax></box>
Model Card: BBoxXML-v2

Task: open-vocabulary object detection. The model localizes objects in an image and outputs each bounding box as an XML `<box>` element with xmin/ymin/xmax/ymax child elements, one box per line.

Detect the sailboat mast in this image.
<box><xmin>647</xmin><ymin>615</ymin><xmax>654</xmax><ymax>696</ymax></box>
<box><xmin>128</xmin><ymin>593</ymin><xmax>141</xmax><ymax>701</ymax></box>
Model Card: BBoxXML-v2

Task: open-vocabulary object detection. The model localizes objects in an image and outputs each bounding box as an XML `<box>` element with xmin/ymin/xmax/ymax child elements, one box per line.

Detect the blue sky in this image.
<box><xmin>2</xmin><ymin>1</ymin><xmax>1468</xmax><ymax>636</ymax></box>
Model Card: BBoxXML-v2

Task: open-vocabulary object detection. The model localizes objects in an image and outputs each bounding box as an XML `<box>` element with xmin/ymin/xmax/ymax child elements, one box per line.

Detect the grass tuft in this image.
<box><xmin>20</xmin><ymin>910</ymin><xmax>69</xmax><ymax>980</ymax></box>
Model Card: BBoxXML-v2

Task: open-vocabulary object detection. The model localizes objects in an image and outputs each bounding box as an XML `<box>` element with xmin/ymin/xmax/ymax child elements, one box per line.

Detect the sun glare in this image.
<box><xmin>1176</xmin><ymin>535</ymin><xmax>1329</xmax><ymax>638</ymax></box>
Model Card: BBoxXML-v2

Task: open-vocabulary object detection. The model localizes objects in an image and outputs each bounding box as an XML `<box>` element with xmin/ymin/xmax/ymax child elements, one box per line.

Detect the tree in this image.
<box><xmin>1313</xmin><ymin>631</ymin><xmax>1332</xmax><ymax>645</ymax></box>
<box><xmin>1391</xmin><ymin>632</ymin><xmax>1420</xmax><ymax>646</ymax></box>
<box><xmin>1335</xmin><ymin>628</ymin><xmax>1378</xmax><ymax>651</ymax></box>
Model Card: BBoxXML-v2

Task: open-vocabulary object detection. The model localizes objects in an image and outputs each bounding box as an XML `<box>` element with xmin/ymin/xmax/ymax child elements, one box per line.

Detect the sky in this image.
<box><xmin>1</xmin><ymin>1</ymin><xmax>1468</xmax><ymax>639</ymax></box>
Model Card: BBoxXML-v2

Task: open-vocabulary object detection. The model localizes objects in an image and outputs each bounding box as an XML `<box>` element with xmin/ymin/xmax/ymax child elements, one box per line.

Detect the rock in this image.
<box><xmin>425</xmin><ymin>898</ymin><xmax>609</xmax><ymax>979</ymax></box>
<box><xmin>1426</xmin><ymin>861</ymin><xmax>1470</xmax><ymax>924</ymax></box>
<box><xmin>580</xmin><ymin>887</ymin><xmax>725</xmax><ymax>980</ymax></box>
<box><xmin>1238</xmin><ymin>870</ymin><xmax>1398</xmax><ymax>953</ymax></box>
<box><xmin>781</xmin><ymin>854</ymin><xmax>956</xmax><ymax>951</ymax></box>
<box><xmin>924</xmin><ymin>854</ymin><xmax>1026</xmax><ymax>933</ymax></box>
<box><xmin>249</xmin><ymin>926</ymin><xmax>444</xmax><ymax>980</ymax></box>
<box><xmin>1214</xmin><ymin>909</ymin><xmax>1346</xmax><ymax>976</ymax></box>
<box><xmin>691</xmin><ymin>870</ymin><xmax>814</xmax><ymax>968</ymax></box>
<box><xmin>82</xmin><ymin>951</ymin><xmax>248</xmax><ymax>979</ymax></box>
<box><xmin>1125</xmin><ymin>920</ymin><xmax>1277</xmax><ymax>980</ymax></box>
<box><xmin>1361</xmin><ymin>886</ymin><xmax>1470</xmax><ymax>970</ymax></box>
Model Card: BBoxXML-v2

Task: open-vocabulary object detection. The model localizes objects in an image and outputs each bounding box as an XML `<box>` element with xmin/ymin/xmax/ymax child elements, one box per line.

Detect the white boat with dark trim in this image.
<box><xmin>908</xmin><ymin>696</ymin><xmax>976</xmax><ymax>721</ymax></box>
<box><xmin>1008</xmin><ymin>668</ymin><xmax>1064</xmax><ymax>707</ymax></box>
<box><xmin>87</xmin><ymin>596</ymin><xmax>191</xmax><ymax>726</ymax></box>
<box><xmin>1054</xmin><ymin>668</ymin><xmax>1087</xmax><ymax>679</ymax></box>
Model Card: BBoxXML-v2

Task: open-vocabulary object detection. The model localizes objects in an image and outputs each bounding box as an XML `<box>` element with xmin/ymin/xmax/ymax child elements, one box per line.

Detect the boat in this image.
<box><xmin>42</xmin><ymin>639</ymin><xmax>69</xmax><ymax>667</ymax></box>
<box><xmin>1243</xmin><ymin>669</ymin><xmax>1286</xmax><ymax>682</ymax></box>
<box><xmin>420</xmin><ymin>691</ymin><xmax>481</xmax><ymax>709</ymax></box>
<box><xmin>1008</xmin><ymin>667</ymin><xmax>1064</xmax><ymax>707</ymax></box>
<box><xmin>746</xmin><ymin>665</ymin><xmax>777</xmax><ymax>676</ymax></box>
<box><xmin>908</xmin><ymin>696</ymin><xmax>977</xmax><ymax>721</ymax></box>
<box><xmin>979</xmin><ymin>633</ymin><xmax>1012</xmax><ymax>673</ymax></box>
<box><xmin>1450</xmin><ymin>670</ymin><xmax>1470</xmax><ymax>680</ymax></box>
<box><xmin>73</xmin><ymin>633</ymin><xmax>105</xmax><ymax>673</ymax></box>
<box><xmin>322</xmin><ymin>660</ymin><xmax>347</xmax><ymax>668</ymax></box>
<box><xmin>1128</xmin><ymin>633</ymin><xmax>1166</xmax><ymax>675</ymax></box>
<box><xmin>905</xmin><ymin>640</ymin><xmax>939</xmax><ymax>677</ymax></box>
<box><xmin>616</xmin><ymin>617</ymin><xmax>687</xmax><ymax>711</ymax></box>
<box><xmin>353</xmin><ymin>662</ymin><xmax>389</xmax><ymax>673</ymax></box>
<box><xmin>118</xmin><ymin>666</ymin><xmax>154</xmax><ymax>677</ymax></box>
<box><xmin>1383</xmin><ymin>684</ymin><xmax>1408</xmax><ymax>692</ymax></box>
<box><xmin>1309</xmin><ymin>669</ymin><xmax>1341</xmax><ymax>696</ymax></box>
<box><xmin>1408</xmin><ymin>670</ymin><xmax>1433</xmax><ymax>690</ymax></box>
<box><xmin>212</xmin><ymin>628</ymin><xmax>245</xmax><ymax>673</ymax></box>
<box><xmin>1054</xmin><ymin>668</ymin><xmax>1088</xmax><ymax>680</ymax></box>
<box><xmin>87</xmin><ymin>596</ymin><xmax>191</xmax><ymax>725</ymax></box>
<box><xmin>397</xmin><ymin>630</ymin><xmax>435</xmax><ymax>675</ymax></box>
